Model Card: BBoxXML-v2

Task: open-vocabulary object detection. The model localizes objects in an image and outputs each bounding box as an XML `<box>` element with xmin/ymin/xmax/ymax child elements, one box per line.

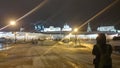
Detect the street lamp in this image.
<box><xmin>13</xmin><ymin>32</ymin><xmax>17</xmax><ymax>44</ymax></box>
<box><xmin>24</xmin><ymin>33</ymin><xmax>28</xmax><ymax>42</ymax></box>
<box><xmin>10</xmin><ymin>20</ymin><xmax>16</xmax><ymax>26</ymax></box>
<box><xmin>74</xmin><ymin>28</ymin><xmax>78</xmax><ymax>47</ymax></box>
<box><xmin>69</xmin><ymin>33</ymin><xmax>72</xmax><ymax>41</ymax></box>
<box><xmin>74</xmin><ymin>28</ymin><xmax>78</xmax><ymax>32</ymax></box>
<box><xmin>10</xmin><ymin>20</ymin><xmax>16</xmax><ymax>43</ymax></box>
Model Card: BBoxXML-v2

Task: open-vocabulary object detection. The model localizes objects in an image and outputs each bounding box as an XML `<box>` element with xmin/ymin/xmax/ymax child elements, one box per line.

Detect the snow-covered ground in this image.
<box><xmin>0</xmin><ymin>40</ymin><xmax>119</xmax><ymax>68</ymax></box>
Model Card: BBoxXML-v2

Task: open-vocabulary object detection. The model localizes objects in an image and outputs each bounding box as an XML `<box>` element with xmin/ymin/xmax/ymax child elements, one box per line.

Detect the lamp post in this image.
<box><xmin>10</xmin><ymin>20</ymin><xmax>16</xmax><ymax>43</ymax></box>
<box><xmin>69</xmin><ymin>33</ymin><xmax>72</xmax><ymax>41</ymax></box>
<box><xmin>74</xmin><ymin>28</ymin><xmax>78</xmax><ymax>47</ymax></box>
<box><xmin>24</xmin><ymin>33</ymin><xmax>28</xmax><ymax>42</ymax></box>
<box><xmin>14</xmin><ymin>32</ymin><xmax>17</xmax><ymax>44</ymax></box>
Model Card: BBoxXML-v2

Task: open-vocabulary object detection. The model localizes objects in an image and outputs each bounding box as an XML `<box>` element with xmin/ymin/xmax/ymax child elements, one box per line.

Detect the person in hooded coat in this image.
<box><xmin>92</xmin><ymin>33</ymin><xmax>112</xmax><ymax>68</ymax></box>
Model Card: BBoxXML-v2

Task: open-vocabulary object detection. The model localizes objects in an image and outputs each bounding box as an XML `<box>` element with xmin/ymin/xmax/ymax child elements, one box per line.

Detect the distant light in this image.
<box><xmin>10</xmin><ymin>21</ymin><xmax>16</xmax><ymax>25</ymax></box>
<box><xmin>74</xmin><ymin>28</ymin><xmax>78</xmax><ymax>32</ymax></box>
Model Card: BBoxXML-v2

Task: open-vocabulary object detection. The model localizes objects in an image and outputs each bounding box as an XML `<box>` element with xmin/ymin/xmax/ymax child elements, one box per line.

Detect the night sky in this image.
<box><xmin>0</xmin><ymin>0</ymin><xmax>120</xmax><ymax>31</ymax></box>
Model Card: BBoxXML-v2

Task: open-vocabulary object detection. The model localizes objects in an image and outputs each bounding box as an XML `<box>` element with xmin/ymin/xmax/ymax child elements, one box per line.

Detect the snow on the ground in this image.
<box><xmin>0</xmin><ymin>40</ymin><xmax>120</xmax><ymax>68</ymax></box>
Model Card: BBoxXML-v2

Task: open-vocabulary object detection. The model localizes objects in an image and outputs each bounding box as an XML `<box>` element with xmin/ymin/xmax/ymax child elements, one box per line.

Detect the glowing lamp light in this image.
<box><xmin>74</xmin><ymin>28</ymin><xmax>78</xmax><ymax>32</ymax></box>
<box><xmin>10</xmin><ymin>21</ymin><xmax>16</xmax><ymax>25</ymax></box>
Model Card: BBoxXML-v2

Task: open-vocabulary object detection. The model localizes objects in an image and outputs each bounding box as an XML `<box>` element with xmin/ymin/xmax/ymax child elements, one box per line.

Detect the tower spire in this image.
<box><xmin>87</xmin><ymin>23</ymin><xmax>92</xmax><ymax>32</ymax></box>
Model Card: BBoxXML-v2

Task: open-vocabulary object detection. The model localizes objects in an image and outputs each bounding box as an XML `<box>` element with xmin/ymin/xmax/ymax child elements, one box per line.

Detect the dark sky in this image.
<box><xmin>0</xmin><ymin>0</ymin><xmax>120</xmax><ymax>31</ymax></box>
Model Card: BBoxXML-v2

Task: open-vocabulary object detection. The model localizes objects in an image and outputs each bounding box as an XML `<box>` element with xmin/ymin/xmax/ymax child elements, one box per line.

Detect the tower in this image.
<box><xmin>87</xmin><ymin>23</ymin><xmax>92</xmax><ymax>32</ymax></box>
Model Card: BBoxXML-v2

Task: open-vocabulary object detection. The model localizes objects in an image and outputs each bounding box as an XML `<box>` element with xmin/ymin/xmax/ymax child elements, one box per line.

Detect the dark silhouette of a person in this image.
<box><xmin>92</xmin><ymin>33</ymin><xmax>112</xmax><ymax>68</ymax></box>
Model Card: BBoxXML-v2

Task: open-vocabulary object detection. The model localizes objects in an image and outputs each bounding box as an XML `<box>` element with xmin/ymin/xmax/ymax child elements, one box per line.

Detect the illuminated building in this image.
<box><xmin>44</xmin><ymin>26</ymin><xmax>61</xmax><ymax>32</ymax></box>
<box><xmin>97</xmin><ymin>26</ymin><xmax>116</xmax><ymax>32</ymax></box>
<box><xmin>62</xmin><ymin>24</ymin><xmax>72</xmax><ymax>31</ymax></box>
<box><xmin>33</xmin><ymin>23</ymin><xmax>72</xmax><ymax>32</ymax></box>
<box><xmin>34</xmin><ymin>23</ymin><xmax>44</xmax><ymax>32</ymax></box>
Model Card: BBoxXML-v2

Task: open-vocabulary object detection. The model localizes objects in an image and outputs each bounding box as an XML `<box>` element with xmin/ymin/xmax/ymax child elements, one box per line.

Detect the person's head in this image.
<box><xmin>96</xmin><ymin>33</ymin><xmax>106</xmax><ymax>45</ymax></box>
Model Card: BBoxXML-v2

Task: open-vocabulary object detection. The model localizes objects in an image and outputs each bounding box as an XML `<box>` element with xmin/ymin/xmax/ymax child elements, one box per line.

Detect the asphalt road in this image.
<box><xmin>0</xmin><ymin>42</ymin><xmax>120</xmax><ymax>68</ymax></box>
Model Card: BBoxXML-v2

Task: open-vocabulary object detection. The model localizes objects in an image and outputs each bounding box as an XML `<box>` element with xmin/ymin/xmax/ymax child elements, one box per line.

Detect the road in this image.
<box><xmin>0</xmin><ymin>41</ymin><xmax>120</xmax><ymax>68</ymax></box>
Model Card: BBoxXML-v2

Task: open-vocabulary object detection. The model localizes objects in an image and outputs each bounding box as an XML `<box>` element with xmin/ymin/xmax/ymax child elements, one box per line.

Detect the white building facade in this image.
<box><xmin>43</xmin><ymin>24</ymin><xmax>72</xmax><ymax>32</ymax></box>
<box><xmin>97</xmin><ymin>26</ymin><xmax>116</xmax><ymax>32</ymax></box>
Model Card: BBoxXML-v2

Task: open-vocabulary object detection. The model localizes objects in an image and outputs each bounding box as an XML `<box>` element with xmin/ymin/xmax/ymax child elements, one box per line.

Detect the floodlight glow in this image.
<box><xmin>74</xmin><ymin>28</ymin><xmax>78</xmax><ymax>32</ymax></box>
<box><xmin>10</xmin><ymin>21</ymin><xmax>16</xmax><ymax>25</ymax></box>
